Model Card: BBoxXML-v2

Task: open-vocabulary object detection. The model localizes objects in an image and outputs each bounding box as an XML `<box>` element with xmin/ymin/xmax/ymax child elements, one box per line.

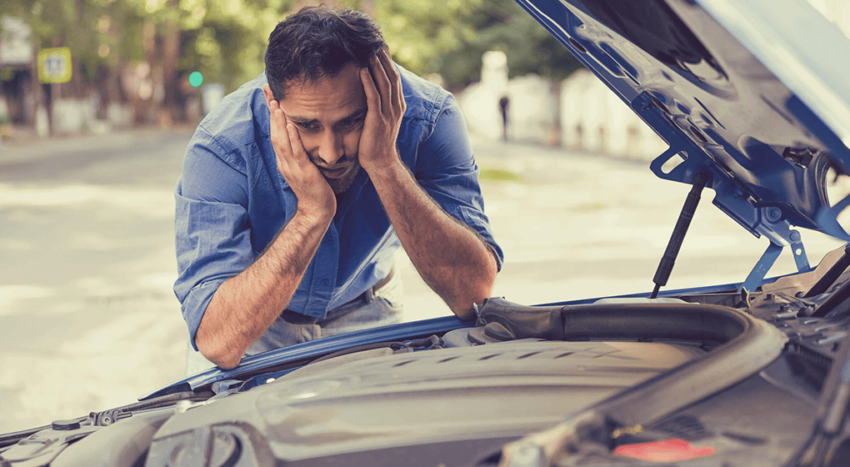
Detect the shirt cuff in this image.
<box><xmin>181</xmin><ymin>278</ymin><xmax>229</xmax><ymax>351</ymax></box>
<box><xmin>450</xmin><ymin>205</ymin><xmax>505</xmax><ymax>272</ymax></box>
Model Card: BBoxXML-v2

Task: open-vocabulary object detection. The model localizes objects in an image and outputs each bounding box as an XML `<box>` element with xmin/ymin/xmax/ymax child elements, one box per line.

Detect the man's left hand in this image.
<box><xmin>358</xmin><ymin>49</ymin><xmax>406</xmax><ymax>174</ymax></box>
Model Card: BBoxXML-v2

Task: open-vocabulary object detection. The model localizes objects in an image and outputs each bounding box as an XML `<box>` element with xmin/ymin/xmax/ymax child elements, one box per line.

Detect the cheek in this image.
<box><xmin>298</xmin><ymin>133</ymin><xmax>320</xmax><ymax>153</ymax></box>
<box><xmin>343</xmin><ymin>130</ymin><xmax>362</xmax><ymax>157</ymax></box>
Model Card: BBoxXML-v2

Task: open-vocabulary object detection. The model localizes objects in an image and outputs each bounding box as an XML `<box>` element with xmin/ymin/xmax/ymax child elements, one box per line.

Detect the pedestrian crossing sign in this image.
<box><xmin>38</xmin><ymin>47</ymin><xmax>73</xmax><ymax>84</ymax></box>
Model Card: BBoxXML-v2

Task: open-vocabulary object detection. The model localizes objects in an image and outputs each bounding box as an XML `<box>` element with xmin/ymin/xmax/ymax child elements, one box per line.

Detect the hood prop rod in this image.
<box><xmin>650</xmin><ymin>172</ymin><xmax>709</xmax><ymax>299</ymax></box>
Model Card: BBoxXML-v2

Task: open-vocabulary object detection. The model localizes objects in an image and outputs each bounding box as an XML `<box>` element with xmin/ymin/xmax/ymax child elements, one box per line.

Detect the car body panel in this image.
<box><xmin>148</xmin><ymin>340</ymin><xmax>703</xmax><ymax>462</ymax></box>
<box><xmin>141</xmin><ymin>280</ymin><xmax>750</xmax><ymax>401</ymax></box>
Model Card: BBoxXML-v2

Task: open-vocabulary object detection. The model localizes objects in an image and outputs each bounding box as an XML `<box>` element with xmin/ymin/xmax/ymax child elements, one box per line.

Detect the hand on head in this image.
<box><xmin>357</xmin><ymin>48</ymin><xmax>407</xmax><ymax>174</ymax></box>
<box><xmin>263</xmin><ymin>84</ymin><xmax>336</xmax><ymax>220</ymax></box>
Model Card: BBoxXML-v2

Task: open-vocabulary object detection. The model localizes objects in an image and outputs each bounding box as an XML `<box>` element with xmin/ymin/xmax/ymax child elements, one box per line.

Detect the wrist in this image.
<box><xmin>294</xmin><ymin>205</ymin><xmax>333</xmax><ymax>228</ymax></box>
<box><xmin>363</xmin><ymin>155</ymin><xmax>407</xmax><ymax>184</ymax></box>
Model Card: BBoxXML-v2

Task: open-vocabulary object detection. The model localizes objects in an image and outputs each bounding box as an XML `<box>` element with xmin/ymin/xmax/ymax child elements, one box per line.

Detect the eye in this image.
<box><xmin>339</xmin><ymin>117</ymin><xmax>364</xmax><ymax>130</ymax></box>
<box><xmin>296</xmin><ymin>122</ymin><xmax>320</xmax><ymax>132</ymax></box>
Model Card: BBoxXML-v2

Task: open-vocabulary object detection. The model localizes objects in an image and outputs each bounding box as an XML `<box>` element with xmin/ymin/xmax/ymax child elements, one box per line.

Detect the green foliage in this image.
<box><xmin>1</xmin><ymin>0</ymin><xmax>291</xmax><ymax>93</ymax></box>
<box><xmin>175</xmin><ymin>0</ymin><xmax>294</xmax><ymax>92</ymax></box>
<box><xmin>434</xmin><ymin>0</ymin><xmax>583</xmax><ymax>87</ymax></box>
<box><xmin>3</xmin><ymin>0</ymin><xmax>121</xmax><ymax>80</ymax></box>
<box><xmin>352</xmin><ymin>0</ymin><xmax>481</xmax><ymax>76</ymax></box>
<box><xmin>479</xmin><ymin>167</ymin><xmax>524</xmax><ymax>182</ymax></box>
<box><xmin>1</xmin><ymin>0</ymin><xmax>580</xmax><ymax>102</ymax></box>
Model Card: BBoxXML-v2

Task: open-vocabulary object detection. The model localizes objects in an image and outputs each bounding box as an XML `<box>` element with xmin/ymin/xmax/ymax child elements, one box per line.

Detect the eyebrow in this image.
<box><xmin>288</xmin><ymin>108</ymin><xmax>367</xmax><ymax>127</ymax></box>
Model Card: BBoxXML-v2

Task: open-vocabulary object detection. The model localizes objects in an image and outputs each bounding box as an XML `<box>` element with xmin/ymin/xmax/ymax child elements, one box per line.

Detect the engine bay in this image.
<box><xmin>4</xmin><ymin>245</ymin><xmax>850</xmax><ymax>466</ymax></box>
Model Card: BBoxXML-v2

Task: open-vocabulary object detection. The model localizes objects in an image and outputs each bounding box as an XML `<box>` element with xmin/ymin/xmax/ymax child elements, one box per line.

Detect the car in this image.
<box><xmin>4</xmin><ymin>0</ymin><xmax>850</xmax><ymax>465</ymax></box>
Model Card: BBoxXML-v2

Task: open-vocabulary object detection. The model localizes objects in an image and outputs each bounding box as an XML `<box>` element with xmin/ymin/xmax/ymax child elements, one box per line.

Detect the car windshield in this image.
<box><xmin>0</xmin><ymin>0</ymin><xmax>849</xmax><ymax>438</ymax></box>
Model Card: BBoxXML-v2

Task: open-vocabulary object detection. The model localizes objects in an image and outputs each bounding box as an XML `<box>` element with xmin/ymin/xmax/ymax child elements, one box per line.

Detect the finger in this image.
<box><xmin>274</xmin><ymin>110</ymin><xmax>294</xmax><ymax>172</ymax></box>
<box><xmin>379</xmin><ymin>49</ymin><xmax>404</xmax><ymax>115</ymax></box>
<box><xmin>369</xmin><ymin>54</ymin><xmax>391</xmax><ymax>114</ymax></box>
<box><xmin>378</xmin><ymin>49</ymin><xmax>397</xmax><ymax>79</ymax></box>
<box><xmin>270</xmin><ymin>103</ymin><xmax>287</xmax><ymax>147</ymax></box>
<box><xmin>268</xmin><ymin>98</ymin><xmax>282</xmax><ymax>124</ymax></box>
<box><xmin>268</xmin><ymin>102</ymin><xmax>293</xmax><ymax>168</ymax></box>
<box><xmin>285</xmin><ymin>118</ymin><xmax>309</xmax><ymax>165</ymax></box>
<box><xmin>360</xmin><ymin>67</ymin><xmax>381</xmax><ymax>115</ymax></box>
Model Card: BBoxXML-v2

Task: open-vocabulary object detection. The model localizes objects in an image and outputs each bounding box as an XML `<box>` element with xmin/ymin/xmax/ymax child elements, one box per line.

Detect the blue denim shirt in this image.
<box><xmin>175</xmin><ymin>67</ymin><xmax>503</xmax><ymax>350</ymax></box>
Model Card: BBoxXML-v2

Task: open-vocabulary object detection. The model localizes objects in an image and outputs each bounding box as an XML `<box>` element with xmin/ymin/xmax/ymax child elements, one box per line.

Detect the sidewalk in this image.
<box><xmin>0</xmin><ymin>125</ymin><xmax>195</xmax><ymax>165</ymax></box>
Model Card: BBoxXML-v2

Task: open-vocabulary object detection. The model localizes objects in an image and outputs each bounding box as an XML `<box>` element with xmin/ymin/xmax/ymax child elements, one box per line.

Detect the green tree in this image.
<box><xmin>353</xmin><ymin>0</ymin><xmax>482</xmax><ymax>76</ymax></box>
<box><xmin>433</xmin><ymin>0</ymin><xmax>583</xmax><ymax>88</ymax></box>
<box><xmin>3</xmin><ymin>0</ymin><xmax>582</xmax><ymax>129</ymax></box>
<box><xmin>2</xmin><ymin>0</ymin><xmax>133</xmax><ymax>93</ymax></box>
<box><xmin>175</xmin><ymin>0</ymin><xmax>294</xmax><ymax>94</ymax></box>
<box><xmin>125</xmin><ymin>0</ymin><xmax>294</xmax><ymax>117</ymax></box>
<box><xmin>2</xmin><ymin>0</ymin><xmax>293</xmax><ymax>124</ymax></box>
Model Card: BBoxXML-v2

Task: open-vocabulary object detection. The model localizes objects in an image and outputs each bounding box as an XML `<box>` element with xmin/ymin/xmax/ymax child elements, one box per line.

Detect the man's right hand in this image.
<box><xmin>264</xmin><ymin>85</ymin><xmax>336</xmax><ymax>221</ymax></box>
<box><xmin>197</xmin><ymin>85</ymin><xmax>339</xmax><ymax>369</ymax></box>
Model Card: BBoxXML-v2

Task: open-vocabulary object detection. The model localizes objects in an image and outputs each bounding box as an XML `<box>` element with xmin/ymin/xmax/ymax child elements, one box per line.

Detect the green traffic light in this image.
<box><xmin>189</xmin><ymin>71</ymin><xmax>204</xmax><ymax>87</ymax></box>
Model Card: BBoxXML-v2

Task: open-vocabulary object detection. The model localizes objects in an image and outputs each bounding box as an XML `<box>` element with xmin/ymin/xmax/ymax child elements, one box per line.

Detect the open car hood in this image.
<box><xmin>517</xmin><ymin>0</ymin><xmax>850</xmax><ymax>284</ymax></box>
<box><xmin>10</xmin><ymin>3</ymin><xmax>850</xmax><ymax>465</ymax></box>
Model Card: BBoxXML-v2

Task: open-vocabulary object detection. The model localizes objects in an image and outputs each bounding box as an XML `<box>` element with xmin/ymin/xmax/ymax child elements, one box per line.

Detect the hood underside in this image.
<box><xmin>518</xmin><ymin>0</ymin><xmax>850</xmax><ymax>245</ymax></box>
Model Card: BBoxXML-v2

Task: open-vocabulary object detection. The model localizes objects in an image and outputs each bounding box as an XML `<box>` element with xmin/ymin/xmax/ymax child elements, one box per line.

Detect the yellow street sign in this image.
<box><xmin>37</xmin><ymin>47</ymin><xmax>73</xmax><ymax>84</ymax></box>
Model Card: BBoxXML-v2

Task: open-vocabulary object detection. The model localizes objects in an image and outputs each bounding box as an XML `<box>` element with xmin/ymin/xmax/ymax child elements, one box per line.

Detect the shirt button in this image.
<box><xmin>321</xmin><ymin>279</ymin><xmax>330</xmax><ymax>286</ymax></box>
<box><xmin>327</xmin><ymin>235</ymin><xmax>334</xmax><ymax>242</ymax></box>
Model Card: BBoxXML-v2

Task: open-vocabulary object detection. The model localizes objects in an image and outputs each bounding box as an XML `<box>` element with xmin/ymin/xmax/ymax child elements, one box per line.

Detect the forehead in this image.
<box><xmin>280</xmin><ymin>63</ymin><xmax>366</xmax><ymax>121</ymax></box>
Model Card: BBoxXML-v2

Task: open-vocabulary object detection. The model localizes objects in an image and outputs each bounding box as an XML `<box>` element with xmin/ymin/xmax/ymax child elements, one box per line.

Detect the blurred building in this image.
<box><xmin>458</xmin><ymin>51</ymin><xmax>509</xmax><ymax>141</ymax></box>
<box><xmin>460</xmin><ymin>0</ymin><xmax>850</xmax><ymax>162</ymax></box>
<box><xmin>0</xmin><ymin>15</ymin><xmax>187</xmax><ymax>137</ymax></box>
<box><xmin>0</xmin><ymin>17</ymin><xmax>34</xmax><ymax>126</ymax></box>
<box><xmin>559</xmin><ymin>70</ymin><xmax>666</xmax><ymax>160</ymax></box>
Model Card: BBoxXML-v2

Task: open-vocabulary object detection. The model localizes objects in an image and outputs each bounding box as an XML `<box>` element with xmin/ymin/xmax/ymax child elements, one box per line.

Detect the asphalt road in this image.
<box><xmin>0</xmin><ymin>128</ymin><xmax>843</xmax><ymax>434</ymax></box>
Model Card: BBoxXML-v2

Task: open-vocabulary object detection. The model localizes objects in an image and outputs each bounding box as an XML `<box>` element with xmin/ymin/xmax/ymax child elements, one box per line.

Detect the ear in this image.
<box><xmin>262</xmin><ymin>84</ymin><xmax>274</xmax><ymax>107</ymax></box>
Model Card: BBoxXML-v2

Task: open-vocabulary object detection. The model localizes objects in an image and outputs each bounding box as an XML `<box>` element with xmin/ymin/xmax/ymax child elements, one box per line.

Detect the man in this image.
<box><xmin>174</xmin><ymin>6</ymin><xmax>503</xmax><ymax>373</ymax></box>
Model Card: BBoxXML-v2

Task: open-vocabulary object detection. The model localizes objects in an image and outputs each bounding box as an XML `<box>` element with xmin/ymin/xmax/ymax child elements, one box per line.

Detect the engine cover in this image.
<box><xmin>145</xmin><ymin>339</ymin><xmax>705</xmax><ymax>466</ymax></box>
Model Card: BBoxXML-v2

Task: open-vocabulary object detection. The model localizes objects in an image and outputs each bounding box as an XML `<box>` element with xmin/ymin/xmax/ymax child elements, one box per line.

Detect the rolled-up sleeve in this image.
<box><xmin>174</xmin><ymin>129</ymin><xmax>253</xmax><ymax>350</ymax></box>
<box><xmin>415</xmin><ymin>95</ymin><xmax>505</xmax><ymax>271</ymax></box>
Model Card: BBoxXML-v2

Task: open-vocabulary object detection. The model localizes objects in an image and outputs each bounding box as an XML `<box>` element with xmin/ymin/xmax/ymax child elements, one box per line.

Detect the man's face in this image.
<box><xmin>279</xmin><ymin>63</ymin><xmax>367</xmax><ymax>194</ymax></box>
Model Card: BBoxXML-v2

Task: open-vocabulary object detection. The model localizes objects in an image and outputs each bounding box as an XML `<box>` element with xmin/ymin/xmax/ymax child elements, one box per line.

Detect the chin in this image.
<box><xmin>327</xmin><ymin>165</ymin><xmax>360</xmax><ymax>194</ymax></box>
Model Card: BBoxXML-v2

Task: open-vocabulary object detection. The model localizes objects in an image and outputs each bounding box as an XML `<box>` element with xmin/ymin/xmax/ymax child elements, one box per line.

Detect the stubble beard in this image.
<box><xmin>319</xmin><ymin>158</ymin><xmax>361</xmax><ymax>194</ymax></box>
<box><xmin>327</xmin><ymin>165</ymin><xmax>360</xmax><ymax>194</ymax></box>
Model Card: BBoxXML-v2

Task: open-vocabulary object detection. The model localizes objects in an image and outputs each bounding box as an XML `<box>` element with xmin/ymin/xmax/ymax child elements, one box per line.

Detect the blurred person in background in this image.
<box><xmin>174</xmin><ymin>5</ymin><xmax>503</xmax><ymax>374</ymax></box>
<box><xmin>499</xmin><ymin>95</ymin><xmax>510</xmax><ymax>142</ymax></box>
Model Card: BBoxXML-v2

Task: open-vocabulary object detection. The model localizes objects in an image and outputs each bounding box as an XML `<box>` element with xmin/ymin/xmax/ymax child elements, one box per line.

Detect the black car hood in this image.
<box><xmin>517</xmin><ymin>0</ymin><xmax>850</xmax><ymax>249</ymax></box>
<box><xmin>134</xmin><ymin>339</ymin><xmax>705</xmax><ymax>465</ymax></box>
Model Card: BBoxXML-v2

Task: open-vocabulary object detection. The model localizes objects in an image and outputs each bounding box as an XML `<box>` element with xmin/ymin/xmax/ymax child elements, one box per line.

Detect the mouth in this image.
<box><xmin>319</xmin><ymin>165</ymin><xmax>352</xmax><ymax>180</ymax></box>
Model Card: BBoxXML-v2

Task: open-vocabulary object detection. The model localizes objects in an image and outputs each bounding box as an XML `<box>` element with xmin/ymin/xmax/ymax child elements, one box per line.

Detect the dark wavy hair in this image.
<box><xmin>264</xmin><ymin>5</ymin><xmax>386</xmax><ymax>100</ymax></box>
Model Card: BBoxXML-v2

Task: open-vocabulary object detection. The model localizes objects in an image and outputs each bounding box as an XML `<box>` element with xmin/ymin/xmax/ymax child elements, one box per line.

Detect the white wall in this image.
<box><xmin>461</xmin><ymin>66</ymin><xmax>666</xmax><ymax>160</ymax></box>
<box><xmin>559</xmin><ymin>69</ymin><xmax>665</xmax><ymax>161</ymax></box>
<box><xmin>48</xmin><ymin>97</ymin><xmax>133</xmax><ymax>135</ymax></box>
<box><xmin>458</xmin><ymin>51</ymin><xmax>510</xmax><ymax>141</ymax></box>
<box><xmin>505</xmin><ymin>74</ymin><xmax>559</xmax><ymax>144</ymax></box>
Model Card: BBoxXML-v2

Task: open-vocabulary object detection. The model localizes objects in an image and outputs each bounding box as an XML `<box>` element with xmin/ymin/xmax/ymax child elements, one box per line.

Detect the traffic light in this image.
<box><xmin>189</xmin><ymin>71</ymin><xmax>204</xmax><ymax>87</ymax></box>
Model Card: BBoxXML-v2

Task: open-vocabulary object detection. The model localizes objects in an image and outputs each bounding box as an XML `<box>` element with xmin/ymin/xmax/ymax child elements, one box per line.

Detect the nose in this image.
<box><xmin>315</xmin><ymin>130</ymin><xmax>345</xmax><ymax>166</ymax></box>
